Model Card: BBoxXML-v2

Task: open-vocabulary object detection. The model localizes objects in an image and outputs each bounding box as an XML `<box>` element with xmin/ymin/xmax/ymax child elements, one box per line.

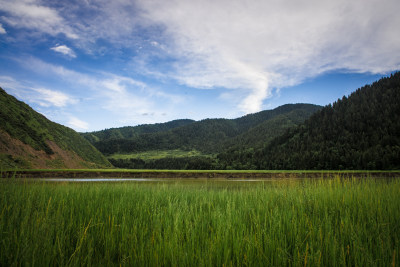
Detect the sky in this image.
<box><xmin>0</xmin><ymin>0</ymin><xmax>399</xmax><ymax>132</ymax></box>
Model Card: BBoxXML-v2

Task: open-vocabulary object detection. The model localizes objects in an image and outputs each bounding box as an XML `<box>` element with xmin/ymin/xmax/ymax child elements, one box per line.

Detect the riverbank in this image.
<box><xmin>2</xmin><ymin>169</ymin><xmax>399</xmax><ymax>179</ymax></box>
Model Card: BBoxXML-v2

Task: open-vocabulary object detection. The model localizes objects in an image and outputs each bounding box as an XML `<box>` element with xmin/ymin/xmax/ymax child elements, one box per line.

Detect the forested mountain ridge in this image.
<box><xmin>0</xmin><ymin>87</ymin><xmax>111</xmax><ymax>169</ymax></box>
<box><xmin>247</xmin><ymin>72</ymin><xmax>400</xmax><ymax>170</ymax></box>
<box><xmin>87</xmin><ymin>104</ymin><xmax>322</xmax><ymax>169</ymax></box>
<box><xmin>82</xmin><ymin>119</ymin><xmax>195</xmax><ymax>143</ymax></box>
<box><xmin>222</xmin><ymin>106</ymin><xmax>322</xmax><ymax>151</ymax></box>
<box><xmin>83</xmin><ymin>104</ymin><xmax>322</xmax><ymax>156</ymax></box>
<box><xmin>2</xmin><ymin>72</ymin><xmax>397</xmax><ymax>170</ymax></box>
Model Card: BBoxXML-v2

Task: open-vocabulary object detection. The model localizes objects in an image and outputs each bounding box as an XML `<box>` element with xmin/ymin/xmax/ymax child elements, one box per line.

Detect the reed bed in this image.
<box><xmin>0</xmin><ymin>177</ymin><xmax>399</xmax><ymax>266</ymax></box>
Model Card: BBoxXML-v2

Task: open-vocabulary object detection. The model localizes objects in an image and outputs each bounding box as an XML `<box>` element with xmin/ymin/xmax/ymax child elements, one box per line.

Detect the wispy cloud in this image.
<box><xmin>0</xmin><ymin>23</ymin><xmax>6</xmax><ymax>34</ymax></box>
<box><xmin>50</xmin><ymin>45</ymin><xmax>76</xmax><ymax>58</ymax></box>
<box><xmin>32</xmin><ymin>88</ymin><xmax>76</xmax><ymax>107</ymax></box>
<box><xmin>137</xmin><ymin>0</ymin><xmax>400</xmax><ymax>113</ymax></box>
<box><xmin>0</xmin><ymin>0</ymin><xmax>78</xmax><ymax>38</ymax></box>
<box><xmin>0</xmin><ymin>75</ymin><xmax>76</xmax><ymax>107</ymax></box>
<box><xmin>68</xmin><ymin>116</ymin><xmax>89</xmax><ymax>131</ymax></box>
<box><xmin>1</xmin><ymin>0</ymin><xmax>399</xmax><ymax>117</ymax></box>
<box><xmin>16</xmin><ymin>57</ymin><xmax>186</xmax><ymax>125</ymax></box>
<box><xmin>0</xmin><ymin>76</ymin><xmax>21</xmax><ymax>91</ymax></box>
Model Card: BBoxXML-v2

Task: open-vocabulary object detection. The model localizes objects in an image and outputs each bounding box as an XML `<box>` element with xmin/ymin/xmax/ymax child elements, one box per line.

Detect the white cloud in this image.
<box><xmin>33</xmin><ymin>88</ymin><xmax>76</xmax><ymax>107</ymax></box>
<box><xmin>0</xmin><ymin>23</ymin><xmax>6</xmax><ymax>34</ymax></box>
<box><xmin>0</xmin><ymin>76</ymin><xmax>20</xmax><ymax>90</ymax></box>
<box><xmin>17</xmin><ymin>57</ymin><xmax>186</xmax><ymax>126</ymax></box>
<box><xmin>0</xmin><ymin>0</ymin><xmax>78</xmax><ymax>39</ymax></box>
<box><xmin>95</xmin><ymin>75</ymin><xmax>185</xmax><ymax>126</ymax></box>
<box><xmin>136</xmin><ymin>0</ymin><xmax>400</xmax><ymax>113</ymax></box>
<box><xmin>68</xmin><ymin>116</ymin><xmax>89</xmax><ymax>131</ymax></box>
<box><xmin>3</xmin><ymin>0</ymin><xmax>400</xmax><ymax>117</ymax></box>
<box><xmin>0</xmin><ymin>75</ymin><xmax>77</xmax><ymax>107</ymax></box>
<box><xmin>100</xmin><ymin>75</ymin><xmax>146</xmax><ymax>93</ymax></box>
<box><xmin>50</xmin><ymin>45</ymin><xmax>76</xmax><ymax>58</ymax></box>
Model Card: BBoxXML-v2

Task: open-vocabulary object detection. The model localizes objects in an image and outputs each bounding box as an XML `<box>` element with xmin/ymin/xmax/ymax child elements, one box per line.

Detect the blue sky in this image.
<box><xmin>0</xmin><ymin>0</ymin><xmax>399</xmax><ymax>132</ymax></box>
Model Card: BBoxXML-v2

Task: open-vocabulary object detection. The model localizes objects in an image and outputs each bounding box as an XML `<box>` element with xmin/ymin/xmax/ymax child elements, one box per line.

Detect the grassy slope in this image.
<box><xmin>0</xmin><ymin>88</ymin><xmax>111</xmax><ymax>168</ymax></box>
<box><xmin>1</xmin><ymin>178</ymin><xmax>399</xmax><ymax>266</ymax></box>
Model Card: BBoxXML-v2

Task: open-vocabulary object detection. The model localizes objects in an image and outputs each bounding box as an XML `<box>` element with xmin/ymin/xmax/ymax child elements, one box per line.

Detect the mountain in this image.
<box><xmin>83</xmin><ymin>104</ymin><xmax>322</xmax><ymax>169</ymax></box>
<box><xmin>246</xmin><ymin>72</ymin><xmax>400</xmax><ymax>170</ymax></box>
<box><xmin>222</xmin><ymin>105</ymin><xmax>322</xmax><ymax>151</ymax></box>
<box><xmin>2</xmin><ymin>73</ymin><xmax>397</xmax><ymax>171</ymax></box>
<box><xmin>216</xmin><ymin>106</ymin><xmax>325</xmax><ymax>169</ymax></box>
<box><xmin>84</xmin><ymin>104</ymin><xmax>321</xmax><ymax>154</ymax></box>
<box><xmin>0</xmin><ymin>88</ymin><xmax>111</xmax><ymax>169</ymax></box>
<box><xmin>82</xmin><ymin>119</ymin><xmax>195</xmax><ymax>143</ymax></box>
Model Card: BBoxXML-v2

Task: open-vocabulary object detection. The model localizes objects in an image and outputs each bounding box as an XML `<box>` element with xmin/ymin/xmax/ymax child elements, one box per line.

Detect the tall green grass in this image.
<box><xmin>0</xmin><ymin>178</ymin><xmax>399</xmax><ymax>266</ymax></box>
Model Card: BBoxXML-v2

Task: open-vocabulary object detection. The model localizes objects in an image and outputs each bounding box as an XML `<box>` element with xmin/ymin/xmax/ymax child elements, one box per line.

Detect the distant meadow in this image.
<box><xmin>0</xmin><ymin>177</ymin><xmax>399</xmax><ymax>266</ymax></box>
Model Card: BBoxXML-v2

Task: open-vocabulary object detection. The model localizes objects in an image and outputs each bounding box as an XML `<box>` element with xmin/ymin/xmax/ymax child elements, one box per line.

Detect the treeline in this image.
<box><xmin>109</xmin><ymin>156</ymin><xmax>217</xmax><ymax>170</ymax></box>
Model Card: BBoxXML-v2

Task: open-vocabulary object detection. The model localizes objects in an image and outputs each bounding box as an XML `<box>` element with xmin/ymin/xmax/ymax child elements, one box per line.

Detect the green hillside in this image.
<box><xmin>85</xmin><ymin>104</ymin><xmax>321</xmax><ymax>169</ymax></box>
<box><xmin>217</xmin><ymin>107</ymin><xmax>323</xmax><ymax>169</ymax></box>
<box><xmin>222</xmin><ymin>105</ymin><xmax>321</xmax><ymax>150</ymax></box>
<box><xmin>0</xmin><ymin>87</ymin><xmax>111</xmax><ymax>169</ymax></box>
<box><xmin>101</xmin><ymin>73</ymin><xmax>399</xmax><ymax>171</ymax></box>
<box><xmin>82</xmin><ymin>119</ymin><xmax>195</xmax><ymax>143</ymax></box>
<box><xmin>3</xmin><ymin>71</ymin><xmax>396</xmax><ymax>171</ymax></box>
<box><xmin>85</xmin><ymin>104</ymin><xmax>321</xmax><ymax>154</ymax></box>
<box><xmin>247</xmin><ymin>73</ymin><xmax>400</xmax><ymax>170</ymax></box>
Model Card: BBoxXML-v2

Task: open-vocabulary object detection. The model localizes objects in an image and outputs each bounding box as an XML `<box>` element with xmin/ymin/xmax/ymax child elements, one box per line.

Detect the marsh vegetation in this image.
<box><xmin>1</xmin><ymin>177</ymin><xmax>399</xmax><ymax>266</ymax></box>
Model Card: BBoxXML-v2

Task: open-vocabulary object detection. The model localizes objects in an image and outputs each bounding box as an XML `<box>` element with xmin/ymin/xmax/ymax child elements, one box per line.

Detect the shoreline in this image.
<box><xmin>2</xmin><ymin>170</ymin><xmax>400</xmax><ymax>179</ymax></box>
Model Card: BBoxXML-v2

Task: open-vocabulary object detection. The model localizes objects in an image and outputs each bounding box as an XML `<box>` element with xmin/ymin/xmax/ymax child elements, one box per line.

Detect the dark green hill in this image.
<box><xmin>250</xmin><ymin>72</ymin><xmax>400</xmax><ymax>170</ymax></box>
<box><xmin>216</xmin><ymin>106</ymin><xmax>324</xmax><ymax>169</ymax></box>
<box><xmin>82</xmin><ymin>119</ymin><xmax>195</xmax><ymax>143</ymax></box>
<box><xmin>85</xmin><ymin>104</ymin><xmax>321</xmax><ymax>155</ymax></box>
<box><xmin>0</xmin><ymin>87</ymin><xmax>111</xmax><ymax>169</ymax></box>
<box><xmin>84</xmin><ymin>104</ymin><xmax>321</xmax><ymax>169</ymax></box>
<box><xmin>223</xmin><ymin>104</ymin><xmax>322</xmax><ymax>150</ymax></box>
